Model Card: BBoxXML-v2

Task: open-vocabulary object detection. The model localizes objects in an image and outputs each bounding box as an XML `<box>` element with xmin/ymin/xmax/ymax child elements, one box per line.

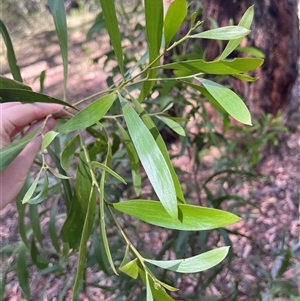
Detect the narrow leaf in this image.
<box><xmin>119</xmin><ymin>245</ymin><xmax>139</xmax><ymax>279</ymax></box>
<box><xmin>190</xmin><ymin>26</ymin><xmax>250</xmax><ymax>40</ymax></box>
<box><xmin>0</xmin><ymin>130</ymin><xmax>37</xmax><ymax>172</ymax></box>
<box><xmin>190</xmin><ymin>12</ymin><xmax>197</xmax><ymax>28</ymax></box>
<box><xmin>154</xmin><ymin>277</ymin><xmax>178</xmax><ymax>292</ymax></box>
<box><xmin>156</xmin><ymin>116</ymin><xmax>185</xmax><ymax>136</ymax></box>
<box><xmin>0</xmin><ymin>89</ymin><xmax>77</xmax><ymax>110</ymax></box>
<box><xmin>48</xmin><ymin>167</ymin><xmax>71</xmax><ymax>179</ymax></box>
<box><xmin>0</xmin><ymin>76</ymin><xmax>31</xmax><ymax>90</ymax></box>
<box><xmin>237</xmin><ymin>5</ymin><xmax>254</xmax><ymax>29</ymax></box>
<box><xmin>29</xmin><ymin>204</ymin><xmax>43</xmax><ymax>245</ymax></box>
<box><xmin>0</xmin><ymin>19</ymin><xmax>22</xmax><ymax>82</ymax></box>
<box><xmin>119</xmin><ymin>245</ymin><xmax>131</xmax><ymax>268</ymax></box>
<box><xmin>157</xmin><ymin>57</ymin><xmax>264</xmax><ymax>75</ymax></box>
<box><xmin>30</xmin><ymin>238</ymin><xmax>50</xmax><ymax>269</ymax></box>
<box><xmin>232</xmin><ymin>73</ymin><xmax>258</xmax><ymax>82</ymax></box>
<box><xmin>26</xmin><ymin>172</ymin><xmax>49</xmax><ymax>205</ymax></box>
<box><xmin>93</xmin><ymin>230</ymin><xmax>110</xmax><ymax>275</ymax></box>
<box><xmin>113</xmin><ymin>200</ymin><xmax>240</xmax><ymax>231</ymax></box>
<box><xmin>236</xmin><ymin>46</ymin><xmax>265</xmax><ymax>58</ymax></box>
<box><xmin>145</xmin><ymin>0</ymin><xmax>163</xmax><ymax>63</ymax></box>
<box><xmin>161</xmin><ymin>102</ymin><xmax>174</xmax><ymax>113</ymax></box>
<box><xmin>139</xmin><ymin>268</ymin><xmax>175</xmax><ymax>301</ymax></box>
<box><xmin>59</xmin><ymin>93</ymin><xmax>116</xmax><ymax>133</ymax></box>
<box><xmin>61</xmin><ymin>134</ymin><xmax>80</xmax><ymax>171</ymax></box>
<box><xmin>140</xmin><ymin>0</ymin><xmax>163</xmax><ymax>100</ymax></box>
<box><xmin>131</xmin><ymin>96</ymin><xmax>185</xmax><ymax>204</ymax></box>
<box><xmin>47</xmin><ymin>0</ymin><xmax>68</xmax><ymax>100</ymax></box>
<box><xmin>15</xmin><ymin>178</ymin><xmax>30</xmax><ymax>248</ymax></box>
<box><xmin>60</xmin><ymin>194</ymin><xmax>84</xmax><ymax>249</ymax></box>
<box><xmin>117</xmin><ymin>122</ymin><xmax>141</xmax><ymax>196</ymax></box>
<box><xmin>99</xmin><ymin>0</ymin><xmax>124</xmax><ymax>75</ymax></box>
<box><xmin>73</xmin><ymin>186</ymin><xmax>96</xmax><ymax>296</ymax></box>
<box><xmin>60</xmin><ymin>151</ymin><xmax>93</xmax><ymax>249</ymax></box>
<box><xmin>146</xmin><ymin>246</ymin><xmax>229</xmax><ymax>273</ymax></box>
<box><xmin>99</xmin><ymin>144</ymin><xmax>118</xmax><ymax>275</ymax></box>
<box><xmin>164</xmin><ymin>0</ymin><xmax>187</xmax><ymax>48</ymax></box>
<box><xmin>120</xmin><ymin>96</ymin><xmax>178</xmax><ymax>219</ymax></box>
<box><xmin>47</xmin><ymin>146</ymin><xmax>72</xmax><ymax>211</ymax></box>
<box><xmin>86</xmin><ymin>12</ymin><xmax>105</xmax><ymax>41</ymax></box>
<box><xmin>41</xmin><ymin>131</ymin><xmax>59</xmax><ymax>151</ymax></box>
<box><xmin>38</xmin><ymin>263</ymin><xmax>64</xmax><ymax>276</ymax></box>
<box><xmin>17</xmin><ymin>245</ymin><xmax>31</xmax><ymax>299</ymax></box>
<box><xmin>91</xmin><ymin>161</ymin><xmax>126</xmax><ymax>184</ymax></box>
<box><xmin>37</xmin><ymin>70</ymin><xmax>46</xmax><ymax>93</ymax></box>
<box><xmin>22</xmin><ymin>170</ymin><xmax>42</xmax><ymax>204</ymax></box>
<box><xmin>119</xmin><ymin>258</ymin><xmax>139</xmax><ymax>279</ymax></box>
<box><xmin>146</xmin><ymin>273</ymin><xmax>154</xmax><ymax>301</ymax></box>
<box><xmin>49</xmin><ymin>201</ymin><xmax>61</xmax><ymax>253</ymax></box>
<box><xmin>219</xmin><ymin>5</ymin><xmax>254</xmax><ymax>60</ymax></box>
<box><xmin>196</xmin><ymin>78</ymin><xmax>252</xmax><ymax>125</ymax></box>
<box><xmin>182</xmin><ymin>80</ymin><xmax>226</xmax><ymax>113</ymax></box>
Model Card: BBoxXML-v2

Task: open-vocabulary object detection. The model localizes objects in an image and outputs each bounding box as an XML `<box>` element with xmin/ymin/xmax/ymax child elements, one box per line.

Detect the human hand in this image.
<box><xmin>0</xmin><ymin>102</ymin><xmax>65</xmax><ymax>209</ymax></box>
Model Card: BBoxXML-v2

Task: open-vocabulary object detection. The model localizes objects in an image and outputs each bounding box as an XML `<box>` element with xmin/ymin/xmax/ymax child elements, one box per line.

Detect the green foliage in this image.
<box><xmin>47</xmin><ymin>0</ymin><xmax>68</xmax><ymax>100</ymax></box>
<box><xmin>113</xmin><ymin>200</ymin><xmax>240</xmax><ymax>230</ymax></box>
<box><xmin>100</xmin><ymin>0</ymin><xmax>124</xmax><ymax>75</ymax></box>
<box><xmin>0</xmin><ymin>20</ymin><xmax>23</xmax><ymax>82</ymax></box>
<box><xmin>0</xmin><ymin>130</ymin><xmax>37</xmax><ymax>172</ymax></box>
<box><xmin>196</xmin><ymin>78</ymin><xmax>252</xmax><ymax>125</ymax></box>
<box><xmin>17</xmin><ymin>244</ymin><xmax>31</xmax><ymax>298</ymax></box>
<box><xmin>219</xmin><ymin>112</ymin><xmax>287</xmax><ymax>170</ymax></box>
<box><xmin>219</xmin><ymin>5</ymin><xmax>254</xmax><ymax>60</ymax></box>
<box><xmin>0</xmin><ymin>88</ymin><xmax>77</xmax><ymax>109</ymax></box>
<box><xmin>164</xmin><ymin>0</ymin><xmax>187</xmax><ymax>48</ymax></box>
<box><xmin>121</xmin><ymin>96</ymin><xmax>178</xmax><ymax>218</ymax></box>
<box><xmin>2</xmin><ymin>1</ymin><xmax>293</xmax><ymax>300</ymax></box>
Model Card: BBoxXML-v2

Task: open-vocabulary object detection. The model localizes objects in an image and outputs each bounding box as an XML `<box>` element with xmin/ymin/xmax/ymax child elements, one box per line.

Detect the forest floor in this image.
<box><xmin>0</xmin><ymin>10</ymin><xmax>299</xmax><ymax>301</ymax></box>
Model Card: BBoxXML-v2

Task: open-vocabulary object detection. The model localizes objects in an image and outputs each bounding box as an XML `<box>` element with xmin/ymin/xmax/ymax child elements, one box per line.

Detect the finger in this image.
<box><xmin>1</xmin><ymin>102</ymin><xmax>68</xmax><ymax>117</ymax></box>
<box><xmin>10</xmin><ymin>116</ymin><xmax>58</xmax><ymax>140</ymax></box>
<box><xmin>4</xmin><ymin>103</ymin><xmax>64</xmax><ymax>134</ymax></box>
<box><xmin>0</xmin><ymin>102</ymin><xmax>21</xmax><ymax>109</ymax></box>
<box><xmin>0</xmin><ymin>118</ymin><xmax>56</xmax><ymax>209</ymax></box>
<box><xmin>0</xmin><ymin>135</ymin><xmax>42</xmax><ymax>209</ymax></box>
<box><xmin>1</xmin><ymin>117</ymin><xmax>57</xmax><ymax>149</ymax></box>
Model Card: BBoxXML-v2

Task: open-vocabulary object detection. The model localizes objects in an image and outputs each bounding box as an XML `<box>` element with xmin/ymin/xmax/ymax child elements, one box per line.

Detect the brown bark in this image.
<box><xmin>202</xmin><ymin>0</ymin><xmax>299</xmax><ymax>115</ymax></box>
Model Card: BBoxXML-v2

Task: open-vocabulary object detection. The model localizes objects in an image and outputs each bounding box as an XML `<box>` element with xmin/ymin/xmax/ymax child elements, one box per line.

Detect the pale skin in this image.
<box><xmin>0</xmin><ymin>102</ymin><xmax>64</xmax><ymax>209</ymax></box>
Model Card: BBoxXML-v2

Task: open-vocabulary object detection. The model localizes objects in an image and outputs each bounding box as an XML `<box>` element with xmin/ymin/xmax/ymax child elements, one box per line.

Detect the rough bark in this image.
<box><xmin>202</xmin><ymin>0</ymin><xmax>299</xmax><ymax>115</ymax></box>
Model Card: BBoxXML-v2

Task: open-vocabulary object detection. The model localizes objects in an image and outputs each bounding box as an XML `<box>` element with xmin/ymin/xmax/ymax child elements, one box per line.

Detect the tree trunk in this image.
<box><xmin>202</xmin><ymin>0</ymin><xmax>299</xmax><ymax>115</ymax></box>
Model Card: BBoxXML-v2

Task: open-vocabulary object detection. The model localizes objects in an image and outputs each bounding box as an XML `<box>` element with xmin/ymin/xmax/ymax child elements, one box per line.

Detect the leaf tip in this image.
<box><xmin>245</xmin><ymin>119</ymin><xmax>253</xmax><ymax>126</ymax></box>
